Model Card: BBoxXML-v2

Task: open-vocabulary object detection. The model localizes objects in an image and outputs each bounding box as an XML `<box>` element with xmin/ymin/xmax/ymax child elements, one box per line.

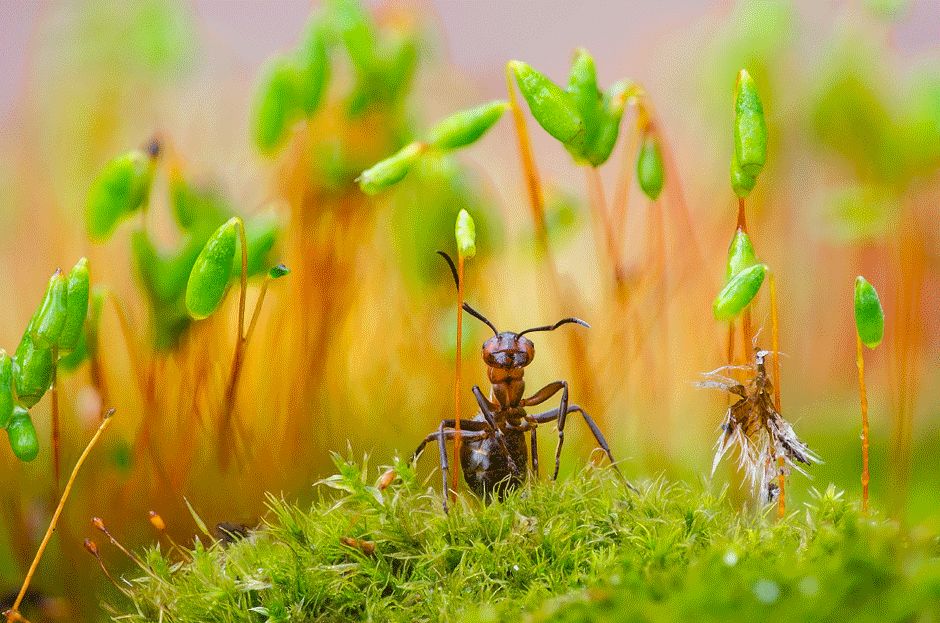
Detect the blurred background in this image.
<box><xmin>0</xmin><ymin>0</ymin><xmax>938</xmax><ymax>620</ymax></box>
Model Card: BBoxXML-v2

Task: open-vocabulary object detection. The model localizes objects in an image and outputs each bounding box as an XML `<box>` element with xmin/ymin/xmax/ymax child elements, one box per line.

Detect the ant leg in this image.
<box><xmin>530</xmin><ymin>427</ymin><xmax>539</xmax><ymax>478</ymax></box>
<box><xmin>410</xmin><ymin>419</ymin><xmax>490</xmax><ymax>463</ymax></box>
<box><xmin>471</xmin><ymin>386</ymin><xmax>520</xmax><ymax>476</ymax></box>
<box><xmin>411</xmin><ymin>423</ymin><xmax>489</xmax><ymax>513</ymax></box>
<box><xmin>521</xmin><ymin>381</ymin><xmax>566</xmax><ymax>407</ymax></box>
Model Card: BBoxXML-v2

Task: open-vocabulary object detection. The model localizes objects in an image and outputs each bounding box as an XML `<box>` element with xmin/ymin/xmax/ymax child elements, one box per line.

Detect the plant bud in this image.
<box><xmin>148</xmin><ymin>511</ymin><xmax>166</xmax><ymax>532</ymax></box>
<box><xmin>510</xmin><ymin>60</ymin><xmax>585</xmax><ymax>149</ymax></box>
<box><xmin>583</xmin><ymin>79</ymin><xmax>636</xmax><ymax>166</ymax></box>
<box><xmin>733</xmin><ymin>69</ymin><xmax>767</xmax><ymax>177</ymax></box>
<box><xmin>86</xmin><ymin>151</ymin><xmax>153</xmax><ymax>241</ymax></box>
<box><xmin>268</xmin><ymin>264</ymin><xmax>291</xmax><ymax>279</ymax></box>
<box><xmin>29</xmin><ymin>269</ymin><xmax>68</xmax><ymax>348</ymax></box>
<box><xmin>730</xmin><ymin>152</ymin><xmax>757</xmax><ymax>197</ymax></box>
<box><xmin>725</xmin><ymin>229</ymin><xmax>758</xmax><ymax>281</ymax></box>
<box><xmin>59</xmin><ymin>257</ymin><xmax>90</xmax><ymax>351</ymax></box>
<box><xmin>426</xmin><ymin>101</ymin><xmax>508</xmax><ymax>151</ymax></box>
<box><xmin>357</xmin><ymin>142</ymin><xmax>424</xmax><ymax>195</ymax></box>
<box><xmin>7</xmin><ymin>407</ymin><xmax>38</xmax><ymax>462</ymax></box>
<box><xmin>636</xmin><ymin>133</ymin><xmax>665</xmax><ymax>200</ymax></box>
<box><xmin>713</xmin><ymin>263</ymin><xmax>767</xmax><ymax>321</ymax></box>
<box><xmin>14</xmin><ymin>334</ymin><xmax>54</xmax><ymax>408</ymax></box>
<box><xmin>566</xmin><ymin>48</ymin><xmax>601</xmax><ymax>130</ymax></box>
<box><xmin>854</xmin><ymin>276</ymin><xmax>885</xmax><ymax>349</ymax></box>
<box><xmin>297</xmin><ymin>21</ymin><xmax>330</xmax><ymax>116</ymax></box>
<box><xmin>455</xmin><ymin>209</ymin><xmax>477</xmax><ymax>259</ymax></box>
<box><xmin>186</xmin><ymin>218</ymin><xmax>239</xmax><ymax>320</ymax></box>
<box><xmin>0</xmin><ymin>351</ymin><xmax>13</xmax><ymax>430</ymax></box>
<box><xmin>252</xmin><ymin>58</ymin><xmax>302</xmax><ymax>154</ymax></box>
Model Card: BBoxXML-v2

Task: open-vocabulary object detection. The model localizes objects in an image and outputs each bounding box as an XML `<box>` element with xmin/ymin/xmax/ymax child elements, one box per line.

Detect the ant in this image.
<box><xmin>412</xmin><ymin>252</ymin><xmax>633</xmax><ymax>512</ymax></box>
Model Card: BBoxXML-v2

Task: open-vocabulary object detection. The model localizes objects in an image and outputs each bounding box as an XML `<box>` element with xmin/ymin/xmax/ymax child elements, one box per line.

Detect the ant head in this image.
<box><xmin>482</xmin><ymin>332</ymin><xmax>535</xmax><ymax>369</ymax></box>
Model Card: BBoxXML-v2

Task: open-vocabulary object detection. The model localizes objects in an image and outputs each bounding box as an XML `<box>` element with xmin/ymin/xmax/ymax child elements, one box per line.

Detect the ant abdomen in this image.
<box><xmin>460</xmin><ymin>417</ymin><xmax>528</xmax><ymax>499</ymax></box>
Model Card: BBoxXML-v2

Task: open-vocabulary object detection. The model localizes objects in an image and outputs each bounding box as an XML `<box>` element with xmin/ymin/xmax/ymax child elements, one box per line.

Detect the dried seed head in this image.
<box><xmin>148</xmin><ymin>511</ymin><xmax>166</xmax><ymax>532</ymax></box>
<box><xmin>377</xmin><ymin>469</ymin><xmax>397</xmax><ymax>490</ymax></box>
<box><xmin>83</xmin><ymin>538</ymin><xmax>100</xmax><ymax>557</ymax></box>
<box><xmin>92</xmin><ymin>517</ymin><xmax>107</xmax><ymax>533</ymax></box>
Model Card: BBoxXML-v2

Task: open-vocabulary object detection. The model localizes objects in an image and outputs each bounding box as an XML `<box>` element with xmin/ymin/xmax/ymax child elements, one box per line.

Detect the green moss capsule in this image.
<box><xmin>13</xmin><ymin>333</ymin><xmax>54</xmax><ymax>408</ymax></box>
<box><xmin>455</xmin><ymin>209</ymin><xmax>476</xmax><ymax>259</ymax></box>
<box><xmin>357</xmin><ymin>142</ymin><xmax>424</xmax><ymax>195</ymax></box>
<box><xmin>186</xmin><ymin>217</ymin><xmax>239</xmax><ymax>320</ymax></box>
<box><xmin>566</xmin><ymin>49</ymin><xmax>601</xmax><ymax>132</ymax></box>
<box><xmin>713</xmin><ymin>263</ymin><xmax>767</xmax><ymax>321</ymax></box>
<box><xmin>59</xmin><ymin>257</ymin><xmax>90</xmax><ymax>351</ymax></box>
<box><xmin>584</xmin><ymin>79</ymin><xmax>635</xmax><ymax>167</ymax></box>
<box><xmin>725</xmin><ymin>229</ymin><xmax>758</xmax><ymax>281</ymax></box>
<box><xmin>29</xmin><ymin>269</ymin><xmax>68</xmax><ymax>348</ymax></box>
<box><xmin>854</xmin><ymin>276</ymin><xmax>885</xmax><ymax>349</ymax></box>
<box><xmin>731</xmin><ymin>152</ymin><xmax>757</xmax><ymax>198</ymax></box>
<box><xmin>426</xmin><ymin>101</ymin><xmax>508</xmax><ymax>151</ymax></box>
<box><xmin>252</xmin><ymin>58</ymin><xmax>302</xmax><ymax>154</ymax></box>
<box><xmin>510</xmin><ymin>60</ymin><xmax>585</xmax><ymax>149</ymax></box>
<box><xmin>636</xmin><ymin>133</ymin><xmax>665</xmax><ymax>200</ymax></box>
<box><xmin>0</xmin><ymin>351</ymin><xmax>13</xmax><ymax>429</ymax></box>
<box><xmin>297</xmin><ymin>21</ymin><xmax>330</xmax><ymax>116</ymax></box>
<box><xmin>733</xmin><ymin>69</ymin><xmax>767</xmax><ymax>177</ymax></box>
<box><xmin>7</xmin><ymin>407</ymin><xmax>38</xmax><ymax>462</ymax></box>
<box><xmin>86</xmin><ymin>150</ymin><xmax>153</xmax><ymax>241</ymax></box>
<box><xmin>268</xmin><ymin>264</ymin><xmax>291</xmax><ymax>279</ymax></box>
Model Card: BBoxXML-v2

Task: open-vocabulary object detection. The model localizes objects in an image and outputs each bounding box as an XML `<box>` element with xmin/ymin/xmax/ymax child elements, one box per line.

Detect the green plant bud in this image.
<box><xmin>636</xmin><ymin>134</ymin><xmax>665</xmax><ymax>200</ymax></box>
<box><xmin>329</xmin><ymin>0</ymin><xmax>376</xmax><ymax>76</ymax></box>
<box><xmin>29</xmin><ymin>269</ymin><xmax>69</xmax><ymax>348</ymax></box>
<box><xmin>357</xmin><ymin>142</ymin><xmax>424</xmax><ymax>195</ymax></box>
<box><xmin>59</xmin><ymin>257</ymin><xmax>90</xmax><ymax>351</ymax></box>
<box><xmin>383</xmin><ymin>32</ymin><xmax>419</xmax><ymax>103</ymax></box>
<box><xmin>297</xmin><ymin>21</ymin><xmax>330</xmax><ymax>116</ymax></box>
<box><xmin>186</xmin><ymin>217</ymin><xmax>239</xmax><ymax>320</ymax></box>
<box><xmin>730</xmin><ymin>152</ymin><xmax>757</xmax><ymax>197</ymax></box>
<box><xmin>252</xmin><ymin>58</ymin><xmax>302</xmax><ymax>154</ymax></box>
<box><xmin>86</xmin><ymin>150</ymin><xmax>153</xmax><ymax>241</ymax></box>
<box><xmin>510</xmin><ymin>60</ymin><xmax>585</xmax><ymax>149</ymax></box>
<box><xmin>567</xmin><ymin>48</ymin><xmax>601</xmax><ymax>130</ymax></box>
<box><xmin>0</xmin><ymin>351</ymin><xmax>13</xmax><ymax>429</ymax></box>
<box><xmin>426</xmin><ymin>101</ymin><xmax>508</xmax><ymax>151</ymax></box>
<box><xmin>13</xmin><ymin>333</ymin><xmax>54</xmax><ymax>408</ymax></box>
<box><xmin>854</xmin><ymin>276</ymin><xmax>885</xmax><ymax>348</ymax></box>
<box><xmin>713</xmin><ymin>263</ymin><xmax>767</xmax><ymax>322</ymax></box>
<box><xmin>583</xmin><ymin>80</ymin><xmax>635</xmax><ymax>166</ymax></box>
<box><xmin>725</xmin><ymin>229</ymin><xmax>758</xmax><ymax>282</ymax></box>
<box><xmin>7</xmin><ymin>407</ymin><xmax>38</xmax><ymax>462</ymax></box>
<box><xmin>455</xmin><ymin>209</ymin><xmax>476</xmax><ymax>259</ymax></box>
<box><xmin>269</xmin><ymin>264</ymin><xmax>291</xmax><ymax>279</ymax></box>
<box><xmin>733</xmin><ymin>69</ymin><xmax>767</xmax><ymax>177</ymax></box>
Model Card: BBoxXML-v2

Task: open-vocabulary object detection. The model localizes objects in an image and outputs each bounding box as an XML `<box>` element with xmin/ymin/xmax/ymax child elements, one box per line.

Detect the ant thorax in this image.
<box><xmin>487</xmin><ymin>366</ymin><xmax>526</xmax><ymax>408</ymax></box>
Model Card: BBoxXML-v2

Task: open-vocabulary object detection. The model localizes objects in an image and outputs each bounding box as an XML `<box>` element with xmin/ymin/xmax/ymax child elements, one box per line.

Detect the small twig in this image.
<box><xmin>4</xmin><ymin>409</ymin><xmax>114</xmax><ymax>623</ymax></box>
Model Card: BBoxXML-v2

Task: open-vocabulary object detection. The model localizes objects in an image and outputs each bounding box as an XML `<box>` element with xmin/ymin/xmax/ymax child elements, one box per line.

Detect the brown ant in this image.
<box><xmin>412</xmin><ymin>252</ymin><xmax>633</xmax><ymax>511</ymax></box>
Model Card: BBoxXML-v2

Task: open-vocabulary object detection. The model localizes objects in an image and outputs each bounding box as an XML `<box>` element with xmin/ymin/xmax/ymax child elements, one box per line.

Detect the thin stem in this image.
<box><xmin>505</xmin><ymin>62</ymin><xmax>547</xmax><ymax>245</ymax></box>
<box><xmin>452</xmin><ymin>256</ymin><xmax>465</xmax><ymax>498</ymax></box>
<box><xmin>613</xmin><ymin>108</ymin><xmax>642</xmax><ymax>251</ymax></box>
<box><xmin>218</xmin><ymin>218</ymin><xmax>249</xmax><ymax>468</ymax></box>
<box><xmin>244</xmin><ymin>278</ymin><xmax>272</xmax><ymax>348</ymax></box>
<box><xmin>51</xmin><ymin>350</ymin><xmax>60</xmax><ymax>492</ymax></box>
<box><xmin>105</xmin><ymin>291</ymin><xmax>146</xmax><ymax>399</ymax></box>
<box><xmin>586</xmin><ymin>167</ymin><xmax>624</xmax><ymax>286</ymax></box>
<box><xmin>769</xmin><ymin>273</ymin><xmax>785</xmax><ymax>518</ymax></box>
<box><xmin>4</xmin><ymin>410</ymin><xmax>114</xmax><ymax>623</ymax></box>
<box><xmin>857</xmin><ymin>333</ymin><xmax>870</xmax><ymax>513</ymax></box>
<box><xmin>736</xmin><ymin>196</ymin><xmax>748</xmax><ymax>233</ymax></box>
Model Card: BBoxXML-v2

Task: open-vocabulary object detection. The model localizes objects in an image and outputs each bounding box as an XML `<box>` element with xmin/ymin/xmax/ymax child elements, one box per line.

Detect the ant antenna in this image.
<box><xmin>436</xmin><ymin>251</ymin><xmax>499</xmax><ymax>336</ymax></box>
<box><xmin>518</xmin><ymin>317</ymin><xmax>591</xmax><ymax>336</ymax></box>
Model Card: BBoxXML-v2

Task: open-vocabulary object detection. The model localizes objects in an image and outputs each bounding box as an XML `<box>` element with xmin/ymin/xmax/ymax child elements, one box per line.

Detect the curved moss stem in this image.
<box><xmin>218</xmin><ymin>217</ymin><xmax>249</xmax><ymax>469</ymax></box>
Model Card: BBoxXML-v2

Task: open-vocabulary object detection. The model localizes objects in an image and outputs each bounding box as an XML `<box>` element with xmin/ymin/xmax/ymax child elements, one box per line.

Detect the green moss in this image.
<box><xmin>113</xmin><ymin>457</ymin><xmax>940</xmax><ymax>622</ymax></box>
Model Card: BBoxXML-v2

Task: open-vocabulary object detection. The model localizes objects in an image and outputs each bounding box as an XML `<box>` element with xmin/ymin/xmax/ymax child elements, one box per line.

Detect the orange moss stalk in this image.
<box><xmin>452</xmin><ymin>254</ymin><xmax>464</xmax><ymax>498</ymax></box>
<box><xmin>857</xmin><ymin>334</ymin><xmax>870</xmax><ymax>513</ymax></box>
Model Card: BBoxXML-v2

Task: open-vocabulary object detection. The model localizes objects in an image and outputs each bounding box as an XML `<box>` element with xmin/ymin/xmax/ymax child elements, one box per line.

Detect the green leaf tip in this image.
<box><xmin>269</xmin><ymin>263</ymin><xmax>291</xmax><ymax>279</ymax></box>
<box><xmin>733</xmin><ymin>68</ymin><xmax>767</xmax><ymax>180</ymax></box>
<box><xmin>854</xmin><ymin>276</ymin><xmax>884</xmax><ymax>348</ymax></box>
<box><xmin>185</xmin><ymin>217</ymin><xmax>239</xmax><ymax>320</ymax></box>
<box><xmin>725</xmin><ymin>229</ymin><xmax>758</xmax><ymax>282</ymax></box>
<box><xmin>357</xmin><ymin>142</ymin><xmax>424</xmax><ymax>195</ymax></box>
<box><xmin>59</xmin><ymin>257</ymin><xmax>90</xmax><ymax>351</ymax></box>
<box><xmin>636</xmin><ymin>133</ymin><xmax>665</xmax><ymax>200</ymax></box>
<box><xmin>713</xmin><ymin>263</ymin><xmax>767</xmax><ymax>322</ymax></box>
<box><xmin>86</xmin><ymin>150</ymin><xmax>154</xmax><ymax>241</ymax></box>
<box><xmin>426</xmin><ymin>101</ymin><xmax>508</xmax><ymax>151</ymax></box>
<box><xmin>7</xmin><ymin>407</ymin><xmax>38</xmax><ymax>462</ymax></box>
<box><xmin>455</xmin><ymin>209</ymin><xmax>476</xmax><ymax>259</ymax></box>
<box><xmin>510</xmin><ymin>60</ymin><xmax>585</xmax><ymax>149</ymax></box>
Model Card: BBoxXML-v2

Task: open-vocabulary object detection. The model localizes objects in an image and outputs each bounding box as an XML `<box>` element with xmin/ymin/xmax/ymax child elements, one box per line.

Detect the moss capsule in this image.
<box><xmin>252</xmin><ymin>58</ymin><xmax>302</xmax><ymax>154</ymax></box>
<box><xmin>357</xmin><ymin>142</ymin><xmax>424</xmax><ymax>195</ymax></box>
<box><xmin>297</xmin><ymin>21</ymin><xmax>330</xmax><ymax>116</ymax></box>
<box><xmin>186</xmin><ymin>218</ymin><xmax>239</xmax><ymax>320</ymax></box>
<box><xmin>511</xmin><ymin>60</ymin><xmax>585</xmax><ymax>149</ymax></box>
<box><xmin>13</xmin><ymin>333</ymin><xmax>54</xmax><ymax>408</ymax></box>
<box><xmin>636</xmin><ymin>133</ymin><xmax>665</xmax><ymax>200</ymax></box>
<box><xmin>426</xmin><ymin>101</ymin><xmax>508</xmax><ymax>151</ymax></box>
<box><xmin>30</xmin><ymin>269</ymin><xmax>69</xmax><ymax>348</ymax></box>
<box><xmin>86</xmin><ymin>150</ymin><xmax>153</xmax><ymax>241</ymax></box>
<box><xmin>730</xmin><ymin>152</ymin><xmax>757</xmax><ymax>198</ymax></box>
<box><xmin>269</xmin><ymin>264</ymin><xmax>291</xmax><ymax>279</ymax></box>
<box><xmin>725</xmin><ymin>230</ymin><xmax>758</xmax><ymax>281</ymax></box>
<box><xmin>59</xmin><ymin>257</ymin><xmax>90</xmax><ymax>351</ymax></box>
<box><xmin>455</xmin><ymin>209</ymin><xmax>477</xmax><ymax>259</ymax></box>
<box><xmin>713</xmin><ymin>263</ymin><xmax>768</xmax><ymax>321</ymax></box>
<box><xmin>7</xmin><ymin>407</ymin><xmax>39</xmax><ymax>462</ymax></box>
<box><xmin>854</xmin><ymin>276</ymin><xmax>885</xmax><ymax>349</ymax></box>
<box><xmin>733</xmin><ymin>69</ymin><xmax>767</xmax><ymax>177</ymax></box>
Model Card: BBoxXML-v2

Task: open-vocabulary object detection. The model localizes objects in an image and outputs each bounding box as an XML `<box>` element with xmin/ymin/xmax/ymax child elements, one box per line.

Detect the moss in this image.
<box><xmin>113</xmin><ymin>456</ymin><xmax>940</xmax><ymax>622</ymax></box>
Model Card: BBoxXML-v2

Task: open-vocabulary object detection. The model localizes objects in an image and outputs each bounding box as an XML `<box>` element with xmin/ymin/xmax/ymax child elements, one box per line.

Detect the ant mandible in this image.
<box><xmin>412</xmin><ymin>252</ymin><xmax>634</xmax><ymax>512</ymax></box>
